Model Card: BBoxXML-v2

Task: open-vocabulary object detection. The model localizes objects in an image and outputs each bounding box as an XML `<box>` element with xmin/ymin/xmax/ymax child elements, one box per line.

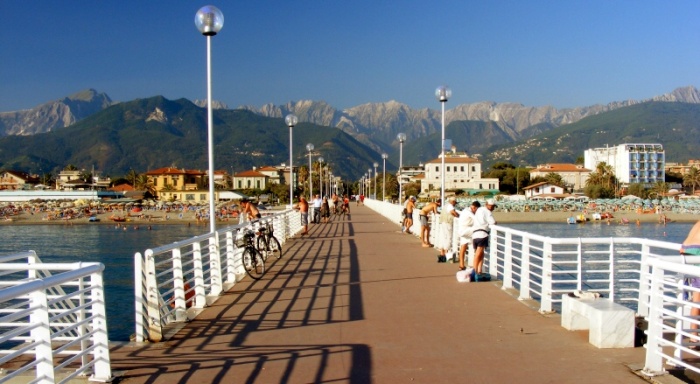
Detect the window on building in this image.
<box><xmin>550</xmin><ymin>187</ymin><xmax>555</xmax><ymax>193</ymax></box>
<box><xmin>185</xmin><ymin>194</ymin><xmax>195</xmax><ymax>201</ymax></box>
<box><xmin>256</xmin><ymin>180</ymin><xmax>261</xmax><ymax>189</ymax></box>
<box><xmin>461</xmin><ymin>166</ymin><xmax>464</xmax><ymax>172</ymax></box>
<box><xmin>447</xmin><ymin>166</ymin><xmax>450</xmax><ymax>171</ymax></box>
<box><xmin>237</xmin><ymin>180</ymin><xmax>242</xmax><ymax>188</ymax></box>
<box><xmin>435</xmin><ymin>166</ymin><xmax>439</xmax><ymax>172</ymax></box>
<box><xmin>471</xmin><ymin>166</ymin><xmax>476</xmax><ymax>172</ymax></box>
<box><xmin>200</xmin><ymin>194</ymin><xmax>206</xmax><ymax>201</ymax></box>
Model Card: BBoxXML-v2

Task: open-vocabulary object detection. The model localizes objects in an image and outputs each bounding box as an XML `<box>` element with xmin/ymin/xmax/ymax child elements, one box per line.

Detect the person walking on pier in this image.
<box><xmin>419</xmin><ymin>199</ymin><xmax>440</xmax><ymax>247</ymax></box>
<box><xmin>472</xmin><ymin>199</ymin><xmax>497</xmax><ymax>279</ymax></box>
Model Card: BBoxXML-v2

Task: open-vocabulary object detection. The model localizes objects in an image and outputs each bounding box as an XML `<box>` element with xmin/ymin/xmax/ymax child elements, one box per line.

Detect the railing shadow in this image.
<box><xmin>111</xmin><ymin>210</ymin><xmax>371</xmax><ymax>383</ymax></box>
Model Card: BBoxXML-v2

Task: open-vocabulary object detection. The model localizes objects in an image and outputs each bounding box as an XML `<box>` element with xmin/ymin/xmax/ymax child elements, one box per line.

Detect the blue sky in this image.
<box><xmin>2</xmin><ymin>1</ymin><xmax>699</xmax><ymax>112</ymax></box>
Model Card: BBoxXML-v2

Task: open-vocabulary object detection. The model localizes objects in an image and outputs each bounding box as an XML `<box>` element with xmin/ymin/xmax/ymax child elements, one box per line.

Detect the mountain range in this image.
<box><xmin>0</xmin><ymin>86</ymin><xmax>698</xmax><ymax>180</ymax></box>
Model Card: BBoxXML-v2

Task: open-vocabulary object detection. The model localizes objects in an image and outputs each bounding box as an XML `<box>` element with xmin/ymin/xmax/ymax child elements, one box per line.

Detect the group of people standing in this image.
<box><xmin>295</xmin><ymin>193</ymin><xmax>350</xmax><ymax>235</ymax></box>
<box><xmin>403</xmin><ymin>196</ymin><xmax>497</xmax><ymax>280</ymax></box>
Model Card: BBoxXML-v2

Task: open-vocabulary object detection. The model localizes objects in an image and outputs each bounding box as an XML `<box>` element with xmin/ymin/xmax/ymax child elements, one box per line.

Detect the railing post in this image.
<box><xmin>541</xmin><ymin>241</ymin><xmax>554</xmax><ymax>313</ymax></box>
<box><xmin>144</xmin><ymin>249</ymin><xmax>163</xmax><ymax>342</ymax></box>
<box><xmin>643</xmin><ymin>262</ymin><xmax>666</xmax><ymax>376</ymax></box>
<box><xmin>172</xmin><ymin>248</ymin><xmax>187</xmax><ymax>322</ymax></box>
<box><xmin>89</xmin><ymin>271</ymin><xmax>112</xmax><ymax>382</ymax></box>
<box><xmin>29</xmin><ymin>289</ymin><xmax>55</xmax><ymax>383</ymax></box>
<box><xmin>224</xmin><ymin>230</ymin><xmax>236</xmax><ymax>283</ymax></box>
<box><xmin>608</xmin><ymin>238</ymin><xmax>615</xmax><ymax>302</ymax></box>
<box><xmin>208</xmin><ymin>233</ymin><xmax>222</xmax><ymax>296</ymax></box>
<box><xmin>638</xmin><ymin>244</ymin><xmax>652</xmax><ymax>317</ymax></box>
<box><xmin>519</xmin><ymin>236</ymin><xmax>532</xmax><ymax>300</ymax></box>
<box><xmin>134</xmin><ymin>252</ymin><xmax>146</xmax><ymax>342</ymax></box>
<box><xmin>576</xmin><ymin>238</ymin><xmax>583</xmax><ymax>292</ymax></box>
<box><xmin>192</xmin><ymin>241</ymin><xmax>206</xmax><ymax>308</ymax></box>
<box><xmin>501</xmin><ymin>231</ymin><xmax>512</xmax><ymax>287</ymax></box>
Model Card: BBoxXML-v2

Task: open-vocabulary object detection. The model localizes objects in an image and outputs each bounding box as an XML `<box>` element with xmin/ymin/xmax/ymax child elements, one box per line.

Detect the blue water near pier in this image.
<box><xmin>0</xmin><ymin>221</ymin><xmax>692</xmax><ymax>341</ymax></box>
<box><xmin>0</xmin><ymin>224</ymin><xmax>205</xmax><ymax>341</ymax></box>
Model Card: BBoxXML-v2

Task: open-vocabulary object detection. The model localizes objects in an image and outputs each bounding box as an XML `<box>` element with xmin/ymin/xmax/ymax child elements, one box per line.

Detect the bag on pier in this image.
<box><xmin>456</xmin><ymin>268</ymin><xmax>475</xmax><ymax>283</ymax></box>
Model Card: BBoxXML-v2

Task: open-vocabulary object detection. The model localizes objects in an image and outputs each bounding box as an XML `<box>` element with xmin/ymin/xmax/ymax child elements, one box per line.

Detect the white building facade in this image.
<box><xmin>420</xmin><ymin>152</ymin><xmax>499</xmax><ymax>194</ymax></box>
<box><xmin>584</xmin><ymin>143</ymin><xmax>665</xmax><ymax>185</ymax></box>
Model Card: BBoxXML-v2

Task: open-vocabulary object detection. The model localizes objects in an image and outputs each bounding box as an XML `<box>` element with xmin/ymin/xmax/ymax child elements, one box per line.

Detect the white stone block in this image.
<box><xmin>561</xmin><ymin>294</ymin><xmax>635</xmax><ymax>348</ymax></box>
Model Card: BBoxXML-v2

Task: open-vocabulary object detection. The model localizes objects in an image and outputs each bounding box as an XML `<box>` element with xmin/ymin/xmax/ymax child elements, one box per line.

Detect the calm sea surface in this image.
<box><xmin>0</xmin><ymin>221</ymin><xmax>692</xmax><ymax>341</ymax></box>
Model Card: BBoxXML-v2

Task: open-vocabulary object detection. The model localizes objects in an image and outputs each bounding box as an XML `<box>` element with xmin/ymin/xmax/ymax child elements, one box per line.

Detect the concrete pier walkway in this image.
<box><xmin>110</xmin><ymin>205</ymin><xmax>649</xmax><ymax>383</ymax></box>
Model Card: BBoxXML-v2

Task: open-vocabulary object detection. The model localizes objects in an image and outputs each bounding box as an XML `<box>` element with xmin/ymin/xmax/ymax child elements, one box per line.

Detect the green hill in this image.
<box><xmin>478</xmin><ymin>101</ymin><xmax>700</xmax><ymax>167</ymax></box>
<box><xmin>0</xmin><ymin>97</ymin><xmax>382</xmax><ymax>180</ymax></box>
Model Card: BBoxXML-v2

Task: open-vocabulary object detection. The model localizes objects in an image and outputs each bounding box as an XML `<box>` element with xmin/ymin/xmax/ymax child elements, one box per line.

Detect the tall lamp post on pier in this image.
<box><xmin>195</xmin><ymin>5</ymin><xmax>224</xmax><ymax>233</ymax></box>
<box><xmin>435</xmin><ymin>85</ymin><xmax>451</xmax><ymax>204</ymax></box>
<box><xmin>318</xmin><ymin>157</ymin><xmax>325</xmax><ymax>198</ymax></box>
<box><xmin>306</xmin><ymin>143</ymin><xmax>314</xmax><ymax>200</ymax></box>
<box><xmin>397</xmin><ymin>132</ymin><xmax>406</xmax><ymax>203</ymax></box>
<box><xmin>382</xmin><ymin>153</ymin><xmax>388</xmax><ymax>201</ymax></box>
<box><xmin>285</xmin><ymin>114</ymin><xmax>298</xmax><ymax>208</ymax></box>
<box><xmin>368</xmin><ymin>168</ymin><xmax>373</xmax><ymax>198</ymax></box>
<box><xmin>373</xmin><ymin>163</ymin><xmax>378</xmax><ymax>199</ymax></box>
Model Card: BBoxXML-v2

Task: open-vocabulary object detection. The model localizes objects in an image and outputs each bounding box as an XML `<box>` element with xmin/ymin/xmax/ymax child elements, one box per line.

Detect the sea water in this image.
<box><xmin>0</xmin><ymin>224</ymin><xmax>205</xmax><ymax>341</ymax></box>
<box><xmin>0</xmin><ymin>221</ymin><xmax>692</xmax><ymax>341</ymax></box>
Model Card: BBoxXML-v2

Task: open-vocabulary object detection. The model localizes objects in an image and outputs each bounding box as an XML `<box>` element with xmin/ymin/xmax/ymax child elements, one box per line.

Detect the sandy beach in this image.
<box><xmin>0</xmin><ymin>207</ymin><xmax>696</xmax><ymax>225</ymax></box>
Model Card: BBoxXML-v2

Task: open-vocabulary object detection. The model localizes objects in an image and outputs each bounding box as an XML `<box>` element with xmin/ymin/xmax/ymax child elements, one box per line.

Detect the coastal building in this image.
<box><xmin>256</xmin><ymin>166</ymin><xmax>283</xmax><ymax>184</ymax></box>
<box><xmin>584</xmin><ymin>143</ymin><xmax>665</xmax><ymax>186</ymax></box>
<box><xmin>232</xmin><ymin>170</ymin><xmax>268</xmax><ymax>190</ymax></box>
<box><xmin>665</xmin><ymin>159</ymin><xmax>700</xmax><ymax>175</ymax></box>
<box><xmin>522</xmin><ymin>181</ymin><xmax>566</xmax><ymax>199</ymax></box>
<box><xmin>529</xmin><ymin>163</ymin><xmax>591</xmax><ymax>191</ymax></box>
<box><xmin>145</xmin><ymin>167</ymin><xmax>219</xmax><ymax>203</ymax></box>
<box><xmin>419</xmin><ymin>149</ymin><xmax>499</xmax><ymax>196</ymax></box>
<box><xmin>0</xmin><ymin>170</ymin><xmax>39</xmax><ymax>190</ymax></box>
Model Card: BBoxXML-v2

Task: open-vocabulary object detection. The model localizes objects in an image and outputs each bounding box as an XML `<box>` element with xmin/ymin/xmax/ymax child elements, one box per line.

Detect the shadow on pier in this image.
<box><xmin>110</xmin><ymin>206</ymin><xmax>649</xmax><ymax>383</ymax></box>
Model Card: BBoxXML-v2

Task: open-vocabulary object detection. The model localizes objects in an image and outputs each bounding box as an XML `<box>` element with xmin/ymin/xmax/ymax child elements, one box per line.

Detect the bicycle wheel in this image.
<box><xmin>256</xmin><ymin>235</ymin><xmax>268</xmax><ymax>261</ymax></box>
<box><xmin>242</xmin><ymin>247</ymin><xmax>265</xmax><ymax>279</ymax></box>
<box><xmin>268</xmin><ymin>236</ymin><xmax>283</xmax><ymax>259</ymax></box>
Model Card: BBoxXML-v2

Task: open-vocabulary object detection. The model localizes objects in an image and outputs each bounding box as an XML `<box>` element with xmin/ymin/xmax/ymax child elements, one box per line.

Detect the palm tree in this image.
<box><xmin>545</xmin><ymin>172</ymin><xmax>565</xmax><ymax>188</ymax></box>
<box><xmin>652</xmin><ymin>181</ymin><xmax>669</xmax><ymax>197</ymax></box>
<box><xmin>126</xmin><ymin>169</ymin><xmax>139</xmax><ymax>187</ymax></box>
<box><xmin>683</xmin><ymin>167</ymin><xmax>700</xmax><ymax>195</ymax></box>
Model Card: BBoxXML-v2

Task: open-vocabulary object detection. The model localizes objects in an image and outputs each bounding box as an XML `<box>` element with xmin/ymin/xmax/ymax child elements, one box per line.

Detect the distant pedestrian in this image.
<box><xmin>404</xmin><ymin>196</ymin><xmax>416</xmax><ymax>234</ymax></box>
<box><xmin>419</xmin><ymin>199</ymin><xmax>440</xmax><ymax>247</ymax></box>
<box><xmin>437</xmin><ymin>197</ymin><xmax>458</xmax><ymax>262</ymax></box>
<box><xmin>294</xmin><ymin>196</ymin><xmax>309</xmax><ymax>235</ymax></box>
<box><xmin>321</xmin><ymin>197</ymin><xmax>330</xmax><ymax>223</ymax></box>
<box><xmin>457</xmin><ymin>201</ymin><xmax>478</xmax><ymax>271</ymax></box>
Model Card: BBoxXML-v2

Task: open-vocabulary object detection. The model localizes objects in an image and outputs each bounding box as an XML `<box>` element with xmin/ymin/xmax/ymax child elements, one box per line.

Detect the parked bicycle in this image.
<box><xmin>237</xmin><ymin>229</ymin><xmax>265</xmax><ymax>279</ymax></box>
<box><xmin>257</xmin><ymin>221</ymin><xmax>282</xmax><ymax>261</ymax></box>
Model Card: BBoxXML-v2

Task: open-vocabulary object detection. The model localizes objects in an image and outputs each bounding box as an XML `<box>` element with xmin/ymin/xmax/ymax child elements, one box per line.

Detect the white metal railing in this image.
<box><xmin>643</xmin><ymin>257</ymin><xmax>700</xmax><ymax>377</ymax></box>
<box><xmin>362</xmin><ymin>200</ymin><xmax>700</xmax><ymax>377</ymax></box>
<box><xmin>134</xmin><ymin>209</ymin><xmax>301</xmax><ymax>342</ymax></box>
<box><xmin>0</xmin><ymin>251</ymin><xmax>111</xmax><ymax>383</ymax></box>
<box><xmin>488</xmin><ymin>225</ymin><xmax>682</xmax><ymax>314</ymax></box>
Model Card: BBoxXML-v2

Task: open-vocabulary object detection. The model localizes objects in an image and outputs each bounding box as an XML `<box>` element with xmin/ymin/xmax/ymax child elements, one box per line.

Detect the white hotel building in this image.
<box><xmin>584</xmin><ymin>143</ymin><xmax>665</xmax><ymax>185</ymax></box>
<box><xmin>420</xmin><ymin>150</ymin><xmax>499</xmax><ymax>195</ymax></box>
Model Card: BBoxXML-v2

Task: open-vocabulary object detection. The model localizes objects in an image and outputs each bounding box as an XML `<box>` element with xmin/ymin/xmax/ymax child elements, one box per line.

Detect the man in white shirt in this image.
<box><xmin>472</xmin><ymin>199</ymin><xmax>497</xmax><ymax>279</ymax></box>
<box><xmin>312</xmin><ymin>194</ymin><xmax>322</xmax><ymax>224</ymax></box>
<box><xmin>457</xmin><ymin>201</ymin><xmax>478</xmax><ymax>270</ymax></box>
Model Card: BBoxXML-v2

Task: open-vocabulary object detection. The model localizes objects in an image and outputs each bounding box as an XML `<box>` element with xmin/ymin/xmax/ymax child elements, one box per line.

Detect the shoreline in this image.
<box><xmin>1</xmin><ymin>209</ymin><xmax>696</xmax><ymax>225</ymax></box>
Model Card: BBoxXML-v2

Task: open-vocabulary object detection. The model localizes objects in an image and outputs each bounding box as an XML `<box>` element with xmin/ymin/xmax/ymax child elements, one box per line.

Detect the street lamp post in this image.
<box><xmin>285</xmin><ymin>114</ymin><xmax>298</xmax><ymax>208</ymax></box>
<box><xmin>397</xmin><ymin>132</ymin><xmax>406</xmax><ymax>203</ymax></box>
<box><xmin>368</xmin><ymin>168</ymin><xmax>372</xmax><ymax>198</ymax></box>
<box><xmin>373</xmin><ymin>162</ymin><xmax>378</xmax><ymax>199</ymax></box>
<box><xmin>382</xmin><ymin>153</ymin><xmax>388</xmax><ymax>201</ymax></box>
<box><xmin>435</xmin><ymin>86</ymin><xmax>451</xmax><ymax>204</ymax></box>
<box><xmin>306</xmin><ymin>143</ymin><xmax>314</xmax><ymax>200</ymax></box>
<box><xmin>318</xmin><ymin>157</ymin><xmax>324</xmax><ymax>198</ymax></box>
<box><xmin>195</xmin><ymin>5</ymin><xmax>224</xmax><ymax>233</ymax></box>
